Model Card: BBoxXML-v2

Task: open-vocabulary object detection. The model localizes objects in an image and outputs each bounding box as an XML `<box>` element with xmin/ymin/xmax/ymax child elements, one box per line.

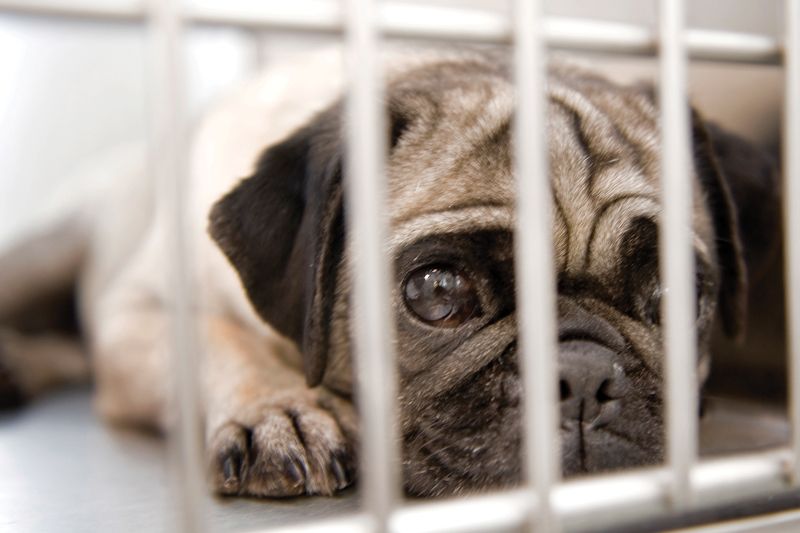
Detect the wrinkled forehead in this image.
<box><xmin>383</xmin><ymin>60</ymin><xmax>714</xmax><ymax>268</ymax></box>
<box><xmin>385</xmin><ymin>60</ymin><xmax>517</xmax><ymax>231</ymax></box>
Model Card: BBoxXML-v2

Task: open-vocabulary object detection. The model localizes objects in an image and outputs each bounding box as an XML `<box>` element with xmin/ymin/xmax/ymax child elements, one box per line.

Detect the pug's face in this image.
<box><xmin>211</xmin><ymin>51</ymin><xmax>766</xmax><ymax>497</ymax></box>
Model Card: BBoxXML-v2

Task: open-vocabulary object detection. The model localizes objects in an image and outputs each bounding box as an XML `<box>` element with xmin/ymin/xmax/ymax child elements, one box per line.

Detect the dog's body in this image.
<box><xmin>0</xmin><ymin>47</ymin><xmax>780</xmax><ymax>498</ymax></box>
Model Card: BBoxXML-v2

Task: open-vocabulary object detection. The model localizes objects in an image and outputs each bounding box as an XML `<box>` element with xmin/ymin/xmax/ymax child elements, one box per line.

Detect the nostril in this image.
<box><xmin>559</xmin><ymin>379</ymin><xmax>571</xmax><ymax>401</ymax></box>
<box><xmin>596</xmin><ymin>379</ymin><xmax>614</xmax><ymax>404</ymax></box>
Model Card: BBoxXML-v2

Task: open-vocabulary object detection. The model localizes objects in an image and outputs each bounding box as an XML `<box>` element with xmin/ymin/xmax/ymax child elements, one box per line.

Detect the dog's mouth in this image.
<box><xmin>560</xmin><ymin>414</ymin><xmax>656</xmax><ymax>477</ymax></box>
<box><xmin>401</xmin><ymin>341</ymin><xmax>663</xmax><ymax>496</ymax></box>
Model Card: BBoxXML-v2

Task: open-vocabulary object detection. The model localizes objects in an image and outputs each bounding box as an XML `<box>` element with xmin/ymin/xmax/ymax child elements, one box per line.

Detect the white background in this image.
<box><xmin>0</xmin><ymin>0</ymin><xmax>783</xmax><ymax>247</ymax></box>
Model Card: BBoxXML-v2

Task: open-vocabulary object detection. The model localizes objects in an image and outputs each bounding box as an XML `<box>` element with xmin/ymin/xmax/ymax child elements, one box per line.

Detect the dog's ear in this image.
<box><xmin>209</xmin><ymin>108</ymin><xmax>344</xmax><ymax>387</ymax></box>
<box><xmin>691</xmin><ymin>113</ymin><xmax>781</xmax><ymax>339</ymax></box>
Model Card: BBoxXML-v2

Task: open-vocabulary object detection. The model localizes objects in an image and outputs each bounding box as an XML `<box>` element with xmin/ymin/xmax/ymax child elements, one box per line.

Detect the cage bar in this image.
<box><xmin>0</xmin><ymin>0</ymin><xmax>143</xmax><ymax>20</ymax></box>
<box><xmin>510</xmin><ymin>0</ymin><xmax>560</xmax><ymax>531</ymax></box>
<box><xmin>658</xmin><ymin>0</ymin><xmax>698</xmax><ymax>509</ymax></box>
<box><xmin>343</xmin><ymin>0</ymin><xmax>400</xmax><ymax>531</ymax></box>
<box><xmin>145</xmin><ymin>0</ymin><xmax>207</xmax><ymax>531</ymax></box>
<box><xmin>0</xmin><ymin>0</ymin><xmax>783</xmax><ymax>64</ymax></box>
<box><xmin>685</xmin><ymin>508</ymin><xmax>800</xmax><ymax>533</ymax></box>
<box><xmin>659</xmin><ymin>0</ymin><xmax>698</xmax><ymax>506</ymax></box>
<box><xmin>250</xmin><ymin>449</ymin><xmax>796</xmax><ymax>533</ymax></box>
<box><xmin>685</xmin><ymin>28</ymin><xmax>781</xmax><ymax>64</ymax></box>
<box><xmin>786</xmin><ymin>0</ymin><xmax>800</xmax><ymax>487</ymax></box>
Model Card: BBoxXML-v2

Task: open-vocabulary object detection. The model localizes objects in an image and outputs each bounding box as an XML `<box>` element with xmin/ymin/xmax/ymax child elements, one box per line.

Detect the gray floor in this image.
<box><xmin>0</xmin><ymin>388</ymin><xmax>358</xmax><ymax>533</ymax></box>
<box><xmin>0</xmin><ymin>388</ymin><xmax>790</xmax><ymax>533</ymax></box>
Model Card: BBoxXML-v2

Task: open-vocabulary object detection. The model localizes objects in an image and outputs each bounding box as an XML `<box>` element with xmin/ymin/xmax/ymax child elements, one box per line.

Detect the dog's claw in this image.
<box><xmin>222</xmin><ymin>454</ymin><xmax>241</xmax><ymax>491</ymax></box>
<box><xmin>330</xmin><ymin>456</ymin><xmax>348</xmax><ymax>489</ymax></box>
<box><xmin>208</xmin><ymin>423</ymin><xmax>250</xmax><ymax>495</ymax></box>
<box><xmin>284</xmin><ymin>456</ymin><xmax>305</xmax><ymax>485</ymax></box>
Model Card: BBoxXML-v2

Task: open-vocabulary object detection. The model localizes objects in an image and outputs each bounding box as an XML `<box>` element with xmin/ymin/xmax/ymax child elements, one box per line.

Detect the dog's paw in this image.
<box><xmin>208</xmin><ymin>403</ymin><xmax>355</xmax><ymax>497</ymax></box>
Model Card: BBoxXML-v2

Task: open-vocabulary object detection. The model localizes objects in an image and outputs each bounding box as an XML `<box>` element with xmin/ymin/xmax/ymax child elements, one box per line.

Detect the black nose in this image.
<box><xmin>559</xmin><ymin>340</ymin><xmax>629</xmax><ymax>428</ymax></box>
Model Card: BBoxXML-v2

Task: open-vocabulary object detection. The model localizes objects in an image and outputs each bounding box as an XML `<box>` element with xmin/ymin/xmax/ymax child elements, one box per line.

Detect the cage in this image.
<box><xmin>0</xmin><ymin>1</ymin><xmax>797</xmax><ymax>532</ymax></box>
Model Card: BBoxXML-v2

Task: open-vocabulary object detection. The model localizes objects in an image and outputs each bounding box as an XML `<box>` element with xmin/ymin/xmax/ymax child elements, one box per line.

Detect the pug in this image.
<box><xmin>0</xmin><ymin>47</ymin><xmax>780</xmax><ymax>499</ymax></box>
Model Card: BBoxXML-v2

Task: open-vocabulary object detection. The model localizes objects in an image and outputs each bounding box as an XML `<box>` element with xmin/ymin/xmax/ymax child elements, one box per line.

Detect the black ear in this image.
<box><xmin>209</xmin><ymin>108</ymin><xmax>344</xmax><ymax>386</ymax></box>
<box><xmin>691</xmin><ymin>113</ymin><xmax>781</xmax><ymax>339</ymax></box>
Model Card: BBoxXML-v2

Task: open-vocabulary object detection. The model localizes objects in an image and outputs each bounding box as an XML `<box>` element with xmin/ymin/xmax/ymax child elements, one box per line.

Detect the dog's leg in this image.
<box><xmin>87</xmin><ymin>217</ymin><xmax>357</xmax><ymax>494</ymax></box>
<box><xmin>0</xmin><ymin>330</ymin><xmax>88</xmax><ymax>407</ymax></box>
<box><xmin>0</xmin><ymin>216</ymin><xmax>87</xmax><ymax>323</ymax></box>
<box><xmin>91</xmin><ymin>300</ymin><xmax>172</xmax><ymax>430</ymax></box>
<box><xmin>204</xmin><ymin>317</ymin><xmax>357</xmax><ymax>497</ymax></box>
<box><xmin>91</xmin><ymin>292</ymin><xmax>357</xmax><ymax>496</ymax></box>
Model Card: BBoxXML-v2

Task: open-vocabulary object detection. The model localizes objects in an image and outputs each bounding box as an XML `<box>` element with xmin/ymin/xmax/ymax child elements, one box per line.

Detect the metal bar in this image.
<box><xmin>675</xmin><ymin>508</ymin><xmax>800</xmax><ymax>533</ymax></box>
<box><xmin>559</xmin><ymin>450</ymin><xmax>789</xmax><ymax>530</ymax></box>
<box><xmin>146</xmin><ymin>0</ymin><xmax>207</xmax><ymax>531</ymax></box>
<box><xmin>0</xmin><ymin>0</ymin><xmax>784</xmax><ymax>64</ymax></box>
<box><xmin>391</xmin><ymin>490</ymin><xmax>531</xmax><ymax>533</ymax></box>
<box><xmin>251</xmin><ymin>514</ymin><xmax>372</xmax><ymax>533</ymax></box>
<box><xmin>189</xmin><ymin>0</ymin><xmax>341</xmax><ymax>33</ymax></box>
<box><xmin>343</xmin><ymin>0</ymin><xmax>399</xmax><ymax>531</ymax></box>
<box><xmin>685</xmin><ymin>29</ymin><xmax>782</xmax><ymax>64</ymax></box>
<box><xmin>511</xmin><ymin>0</ymin><xmax>559</xmax><ymax>531</ymax></box>
<box><xmin>659</xmin><ymin>0</ymin><xmax>697</xmax><ymax>510</ymax></box>
<box><xmin>248</xmin><ymin>450</ymin><xmax>793</xmax><ymax>533</ymax></box>
<box><xmin>691</xmin><ymin>450</ymin><xmax>791</xmax><ymax>506</ymax></box>
<box><xmin>785</xmin><ymin>0</ymin><xmax>800</xmax><ymax>487</ymax></box>
<box><xmin>0</xmin><ymin>0</ymin><xmax>143</xmax><ymax>21</ymax></box>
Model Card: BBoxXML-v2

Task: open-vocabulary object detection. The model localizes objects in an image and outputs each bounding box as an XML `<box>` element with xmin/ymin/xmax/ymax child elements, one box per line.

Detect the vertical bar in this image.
<box><xmin>343</xmin><ymin>0</ymin><xmax>399</xmax><ymax>530</ymax></box>
<box><xmin>658</xmin><ymin>0</ymin><xmax>697</xmax><ymax>508</ymax></box>
<box><xmin>147</xmin><ymin>0</ymin><xmax>207</xmax><ymax>530</ymax></box>
<box><xmin>251</xmin><ymin>30</ymin><xmax>272</xmax><ymax>71</ymax></box>
<box><xmin>512</xmin><ymin>0</ymin><xmax>559</xmax><ymax>531</ymax></box>
<box><xmin>785</xmin><ymin>0</ymin><xmax>800</xmax><ymax>485</ymax></box>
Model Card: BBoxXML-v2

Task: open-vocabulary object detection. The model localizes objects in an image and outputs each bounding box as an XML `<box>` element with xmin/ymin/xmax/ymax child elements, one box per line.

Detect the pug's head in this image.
<box><xmin>210</xmin><ymin>52</ymin><xmax>779</xmax><ymax>496</ymax></box>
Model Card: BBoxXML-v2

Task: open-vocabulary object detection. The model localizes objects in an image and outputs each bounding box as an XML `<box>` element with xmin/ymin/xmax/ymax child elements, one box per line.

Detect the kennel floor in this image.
<box><xmin>0</xmin><ymin>387</ymin><xmax>790</xmax><ymax>533</ymax></box>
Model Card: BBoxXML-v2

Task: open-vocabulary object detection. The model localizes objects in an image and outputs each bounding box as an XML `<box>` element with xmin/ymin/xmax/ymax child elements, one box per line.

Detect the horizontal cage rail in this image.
<box><xmin>245</xmin><ymin>449</ymin><xmax>798</xmax><ymax>533</ymax></box>
<box><xmin>0</xmin><ymin>0</ymin><xmax>783</xmax><ymax>64</ymax></box>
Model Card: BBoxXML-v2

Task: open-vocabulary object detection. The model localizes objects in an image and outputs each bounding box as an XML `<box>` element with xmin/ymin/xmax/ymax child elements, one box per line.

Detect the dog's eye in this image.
<box><xmin>403</xmin><ymin>265</ymin><xmax>480</xmax><ymax>327</ymax></box>
<box><xmin>643</xmin><ymin>277</ymin><xmax>707</xmax><ymax>326</ymax></box>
